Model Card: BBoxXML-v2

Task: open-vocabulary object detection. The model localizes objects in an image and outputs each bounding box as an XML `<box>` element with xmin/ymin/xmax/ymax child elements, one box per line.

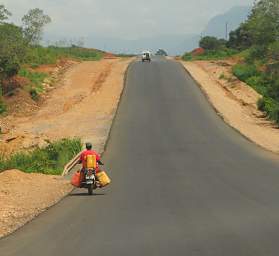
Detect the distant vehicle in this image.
<box><xmin>155</xmin><ymin>49</ymin><xmax>168</xmax><ymax>56</ymax></box>
<box><xmin>142</xmin><ymin>51</ymin><xmax>151</xmax><ymax>62</ymax></box>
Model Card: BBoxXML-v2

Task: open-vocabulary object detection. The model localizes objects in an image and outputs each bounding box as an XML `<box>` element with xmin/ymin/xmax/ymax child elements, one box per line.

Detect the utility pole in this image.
<box><xmin>225</xmin><ymin>22</ymin><xmax>228</xmax><ymax>40</ymax></box>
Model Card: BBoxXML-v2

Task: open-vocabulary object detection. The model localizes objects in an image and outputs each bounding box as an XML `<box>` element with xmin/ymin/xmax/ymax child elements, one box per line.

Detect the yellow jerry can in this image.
<box><xmin>96</xmin><ymin>171</ymin><xmax>111</xmax><ymax>187</ymax></box>
<box><xmin>86</xmin><ymin>154</ymin><xmax>97</xmax><ymax>169</ymax></box>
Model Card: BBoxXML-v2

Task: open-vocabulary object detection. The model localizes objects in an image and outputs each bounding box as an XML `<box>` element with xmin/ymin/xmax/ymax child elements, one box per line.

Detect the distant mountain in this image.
<box><xmin>203</xmin><ymin>6</ymin><xmax>251</xmax><ymax>39</ymax></box>
<box><xmin>85</xmin><ymin>34</ymin><xmax>200</xmax><ymax>56</ymax></box>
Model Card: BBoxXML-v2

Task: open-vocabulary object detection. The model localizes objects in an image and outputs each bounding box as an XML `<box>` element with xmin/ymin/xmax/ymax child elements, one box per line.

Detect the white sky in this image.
<box><xmin>2</xmin><ymin>0</ymin><xmax>254</xmax><ymax>40</ymax></box>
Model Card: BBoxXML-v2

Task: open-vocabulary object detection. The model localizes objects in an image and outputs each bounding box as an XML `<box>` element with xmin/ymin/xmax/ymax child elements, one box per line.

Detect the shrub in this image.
<box><xmin>268</xmin><ymin>41</ymin><xmax>279</xmax><ymax>61</ymax></box>
<box><xmin>257</xmin><ymin>96</ymin><xmax>279</xmax><ymax>124</ymax></box>
<box><xmin>232</xmin><ymin>64</ymin><xmax>259</xmax><ymax>82</ymax></box>
<box><xmin>0</xmin><ymin>138</ymin><xmax>82</xmax><ymax>175</ymax></box>
<box><xmin>245</xmin><ymin>45</ymin><xmax>268</xmax><ymax>63</ymax></box>
<box><xmin>199</xmin><ymin>36</ymin><xmax>227</xmax><ymax>51</ymax></box>
<box><xmin>182</xmin><ymin>52</ymin><xmax>192</xmax><ymax>61</ymax></box>
<box><xmin>245</xmin><ymin>75</ymin><xmax>267</xmax><ymax>95</ymax></box>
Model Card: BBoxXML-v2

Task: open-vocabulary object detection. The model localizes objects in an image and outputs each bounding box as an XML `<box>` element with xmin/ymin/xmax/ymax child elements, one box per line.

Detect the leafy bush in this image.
<box><xmin>257</xmin><ymin>97</ymin><xmax>279</xmax><ymax>123</ymax></box>
<box><xmin>199</xmin><ymin>36</ymin><xmax>227</xmax><ymax>51</ymax></box>
<box><xmin>19</xmin><ymin>68</ymin><xmax>48</xmax><ymax>99</ymax></box>
<box><xmin>245</xmin><ymin>45</ymin><xmax>268</xmax><ymax>63</ymax></box>
<box><xmin>0</xmin><ymin>23</ymin><xmax>27</xmax><ymax>82</ymax></box>
<box><xmin>232</xmin><ymin>64</ymin><xmax>259</xmax><ymax>81</ymax></box>
<box><xmin>268</xmin><ymin>41</ymin><xmax>279</xmax><ymax>61</ymax></box>
<box><xmin>0</xmin><ymin>138</ymin><xmax>82</xmax><ymax>175</ymax></box>
<box><xmin>24</xmin><ymin>46</ymin><xmax>104</xmax><ymax>66</ymax></box>
<box><xmin>182</xmin><ymin>52</ymin><xmax>193</xmax><ymax>61</ymax></box>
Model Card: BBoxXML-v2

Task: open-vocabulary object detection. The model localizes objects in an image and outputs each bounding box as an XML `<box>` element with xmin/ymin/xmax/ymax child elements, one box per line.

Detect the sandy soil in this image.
<box><xmin>0</xmin><ymin>57</ymin><xmax>133</xmax><ymax>238</ymax></box>
<box><xmin>0</xmin><ymin>58</ymin><xmax>132</xmax><ymax>155</ymax></box>
<box><xmin>181</xmin><ymin>60</ymin><xmax>279</xmax><ymax>153</ymax></box>
<box><xmin>0</xmin><ymin>170</ymin><xmax>72</xmax><ymax>238</ymax></box>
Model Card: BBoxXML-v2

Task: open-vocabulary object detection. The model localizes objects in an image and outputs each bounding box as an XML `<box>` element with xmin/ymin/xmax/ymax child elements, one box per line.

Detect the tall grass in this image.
<box><xmin>18</xmin><ymin>68</ymin><xmax>49</xmax><ymax>100</ymax></box>
<box><xmin>232</xmin><ymin>62</ymin><xmax>279</xmax><ymax>125</ymax></box>
<box><xmin>25</xmin><ymin>46</ymin><xmax>104</xmax><ymax>66</ymax></box>
<box><xmin>0</xmin><ymin>138</ymin><xmax>82</xmax><ymax>175</ymax></box>
<box><xmin>182</xmin><ymin>49</ymin><xmax>238</xmax><ymax>61</ymax></box>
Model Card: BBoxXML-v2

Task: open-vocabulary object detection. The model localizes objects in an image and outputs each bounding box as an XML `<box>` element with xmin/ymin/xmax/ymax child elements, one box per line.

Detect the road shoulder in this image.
<box><xmin>181</xmin><ymin>60</ymin><xmax>279</xmax><ymax>154</ymax></box>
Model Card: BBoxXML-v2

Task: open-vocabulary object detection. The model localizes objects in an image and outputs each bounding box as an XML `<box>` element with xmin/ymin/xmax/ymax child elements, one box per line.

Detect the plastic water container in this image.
<box><xmin>96</xmin><ymin>171</ymin><xmax>111</xmax><ymax>187</ymax></box>
<box><xmin>86</xmin><ymin>154</ymin><xmax>96</xmax><ymax>169</ymax></box>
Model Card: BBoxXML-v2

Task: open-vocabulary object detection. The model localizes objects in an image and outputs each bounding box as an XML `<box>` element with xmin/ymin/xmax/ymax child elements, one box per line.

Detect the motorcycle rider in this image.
<box><xmin>79</xmin><ymin>142</ymin><xmax>104</xmax><ymax>176</ymax></box>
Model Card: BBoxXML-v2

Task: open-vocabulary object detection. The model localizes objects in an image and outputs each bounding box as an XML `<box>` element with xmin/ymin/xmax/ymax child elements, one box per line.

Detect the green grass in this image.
<box><xmin>25</xmin><ymin>46</ymin><xmax>104</xmax><ymax>66</ymax></box>
<box><xmin>182</xmin><ymin>49</ymin><xmax>238</xmax><ymax>61</ymax></box>
<box><xmin>232</xmin><ymin>64</ymin><xmax>259</xmax><ymax>82</ymax></box>
<box><xmin>0</xmin><ymin>138</ymin><xmax>82</xmax><ymax>175</ymax></box>
<box><xmin>19</xmin><ymin>68</ymin><xmax>49</xmax><ymax>100</ymax></box>
<box><xmin>232</xmin><ymin>62</ymin><xmax>279</xmax><ymax>124</ymax></box>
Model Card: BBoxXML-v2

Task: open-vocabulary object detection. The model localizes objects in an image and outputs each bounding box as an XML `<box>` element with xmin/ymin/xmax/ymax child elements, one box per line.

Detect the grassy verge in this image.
<box><xmin>18</xmin><ymin>68</ymin><xmax>49</xmax><ymax>100</ymax></box>
<box><xmin>232</xmin><ymin>62</ymin><xmax>279</xmax><ymax>124</ymax></box>
<box><xmin>0</xmin><ymin>138</ymin><xmax>82</xmax><ymax>175</ymax></box>
<box><xmin>26</xmin><ymin>46</ymin><xmax>104</xmax><ymax>67</ymax></box>
<box><xmin>182</xmin><ymin>49</ymin><xmax>238</xmax><ymax>61</ymax></box>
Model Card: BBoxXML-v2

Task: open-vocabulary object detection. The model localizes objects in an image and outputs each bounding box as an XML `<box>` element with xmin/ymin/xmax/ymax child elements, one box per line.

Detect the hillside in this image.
<box><xmin>203</xmin><ymin>6</ymin><xmax>251</xmax><ymax>39</ymax></box>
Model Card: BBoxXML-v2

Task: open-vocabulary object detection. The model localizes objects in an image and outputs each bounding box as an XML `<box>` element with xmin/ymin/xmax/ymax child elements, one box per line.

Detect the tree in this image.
<box><xmin>22</xmin><ymin>8</ymin><xmax>51</xmax><ymax>45</ymax></box>
<box><xmin>227</xmin><ymin>23</ymin><xmax>254</xmax><ymax>50</ymax></box>
<box><xmin>0</xmin><ymin>5</ymin><xmax>11</xmax><ymax>23</ymax></box>
<box><xmin>199</xmin><ymin>36</ymin><xmax>226</xmax><ymax>50</ymax></box>
<box><xmin>0</xmin><ymin>24</ymin><xmax>27</xmax><ymax>82</ymax></box>
<box><xmin>246</xmin><ymin>0</ymin><xmax>279</xmax><ymax>45</ymax></box>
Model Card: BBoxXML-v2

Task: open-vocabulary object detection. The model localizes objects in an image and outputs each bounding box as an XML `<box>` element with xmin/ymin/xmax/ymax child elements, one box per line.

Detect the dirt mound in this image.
<box><xmin>191</xmin><ymin>47</ymin><xmax>205</xmax><ymax>56</ymax></box>
<box><xmin>0</xmin><ymin>169</ymin><xmax>72</xmax><ymax>238</ymax></box>
<box><xmin>104</xmin><ymin>52</ymin><xmax>117</xmax><ymax>59</ymax></box>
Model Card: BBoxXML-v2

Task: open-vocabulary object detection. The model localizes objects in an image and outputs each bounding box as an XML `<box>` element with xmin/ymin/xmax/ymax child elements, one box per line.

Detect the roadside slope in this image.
<box><xmin>181</xmin><ymin>60</ymin><xmax>279</xmax><ymax>154</ymax></box>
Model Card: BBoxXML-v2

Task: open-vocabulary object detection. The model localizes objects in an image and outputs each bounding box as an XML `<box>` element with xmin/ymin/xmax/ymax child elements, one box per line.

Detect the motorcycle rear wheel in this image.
<box><xmin>88</xmin><ymin>184</ymin><xmax>93</xmax><ymax>195</ymax></box>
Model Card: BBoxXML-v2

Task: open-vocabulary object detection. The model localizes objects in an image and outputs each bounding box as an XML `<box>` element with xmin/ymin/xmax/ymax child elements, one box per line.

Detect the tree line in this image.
<box><xmin>0</xmin><ymin>5</ymin><xmax>51</xmax><ymax>96</ymax></box>
<box><xmin>198</xmin><ymin>0</ymin><xmax>279</xmax><ymax>124</ymax></box>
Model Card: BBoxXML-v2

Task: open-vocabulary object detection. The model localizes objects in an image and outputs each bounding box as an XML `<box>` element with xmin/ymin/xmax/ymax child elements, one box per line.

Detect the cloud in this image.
<box><xmin>2</xmin><ymin>0</ymin><xmax>254</xmax><ymax>42</ymax></box>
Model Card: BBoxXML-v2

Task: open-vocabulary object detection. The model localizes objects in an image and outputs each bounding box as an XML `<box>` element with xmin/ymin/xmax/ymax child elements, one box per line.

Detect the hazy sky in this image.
<box><xmin>2</xmin><ymin>0</ymin><xmax>254</xmax><ymax>42</ymax></box>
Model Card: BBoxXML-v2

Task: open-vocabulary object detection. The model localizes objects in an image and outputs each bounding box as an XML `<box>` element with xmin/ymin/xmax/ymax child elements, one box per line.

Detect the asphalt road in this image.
<box><xmin>2</xmin><ymin>57</ymin><xmax>279</xmax><ymax>256</ymax></box>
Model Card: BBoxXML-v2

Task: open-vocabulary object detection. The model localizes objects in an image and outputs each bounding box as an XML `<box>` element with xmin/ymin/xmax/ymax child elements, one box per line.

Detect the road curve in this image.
<box><xmin>2</xmin><ymin>57</ymin><xmax>279</xmax><ymax>256</ymax></box>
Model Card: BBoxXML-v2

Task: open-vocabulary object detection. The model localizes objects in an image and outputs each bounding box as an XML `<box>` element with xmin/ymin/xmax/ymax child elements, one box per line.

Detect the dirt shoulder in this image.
<box><xmin>0</xmin><ymin>170</ymin><xmax>72</xmax><ymax>238</ymax></box>
<box><xmin>0</xmin><ymin>57</ymin><xmax>133</xmax><ymax>238</ymax></box>
<box><xmin>181</xmin><ymin>60</ymin><xmax>279</xmax><ymax>154</ymax></box>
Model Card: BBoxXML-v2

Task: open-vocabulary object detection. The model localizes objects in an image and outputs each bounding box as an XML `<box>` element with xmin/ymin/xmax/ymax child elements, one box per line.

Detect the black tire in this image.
<box><xmin>88</xmin><ymin>184</ymin><xmax>93</xmax><ymax>195</ymax></box>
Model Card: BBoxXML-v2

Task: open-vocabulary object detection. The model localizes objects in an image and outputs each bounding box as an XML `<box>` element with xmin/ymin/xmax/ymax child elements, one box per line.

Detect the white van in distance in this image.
<box><xmin>142</xmin><ymin>51</ymin><xmax>151</xmax><ymax>62</ymax></box>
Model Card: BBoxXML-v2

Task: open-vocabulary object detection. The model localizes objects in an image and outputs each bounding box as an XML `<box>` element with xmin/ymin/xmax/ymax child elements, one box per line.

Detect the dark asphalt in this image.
<box><xmin>2</xmin><ymin>57</ymin><xmax>279</xmax><ymax>256</ymax></box>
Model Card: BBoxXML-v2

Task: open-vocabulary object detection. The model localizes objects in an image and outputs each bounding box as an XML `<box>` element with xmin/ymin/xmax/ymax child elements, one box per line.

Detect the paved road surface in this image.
<box><xmin>2</xmin><ymin>57</ymin><xmax>279</xmax><ymax>256</ymax></box>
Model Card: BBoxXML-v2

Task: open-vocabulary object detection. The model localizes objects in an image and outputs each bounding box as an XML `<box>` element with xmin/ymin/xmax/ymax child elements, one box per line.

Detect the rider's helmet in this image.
<box><xmin>86</xmin><ymin>142</ymin><xmax>92</xmax><ymax>150</ymax></box>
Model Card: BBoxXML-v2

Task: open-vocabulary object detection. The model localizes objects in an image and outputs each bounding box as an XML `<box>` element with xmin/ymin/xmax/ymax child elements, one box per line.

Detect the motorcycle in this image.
<box><xmin>81</xmin><ymin>168</ymin><xmax>99</xmax><ymax>195</ymax></box>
